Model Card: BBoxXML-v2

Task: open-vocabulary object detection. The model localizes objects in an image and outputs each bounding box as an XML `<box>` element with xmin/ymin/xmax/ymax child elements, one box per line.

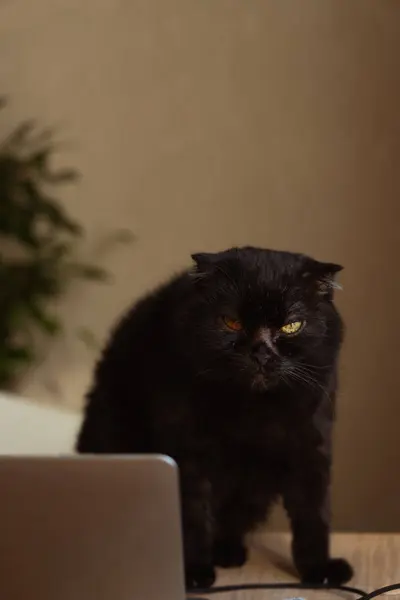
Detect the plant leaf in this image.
<box><xmin>26</xmin><ymin>303</ymin><xmax>61</xmax><ymax>335</ymax></box>
<box><xmin>76</xmin><ymin>326</ymin><xmax>100</xmax><ymax>351</ymax></box>
<box><xmin>68</xmin><ymin>263</ymin><xmax>110</xmax><ymax>282</ymax></box>
<box><xmin>1</xmin><ymin>120</ymin><xmax>36</xmax><ymax>152</ymax></box>
<box><xmin>43</xmin><ymin>168</ymin><xmax>80</xmax><ymax>184</ymax></box>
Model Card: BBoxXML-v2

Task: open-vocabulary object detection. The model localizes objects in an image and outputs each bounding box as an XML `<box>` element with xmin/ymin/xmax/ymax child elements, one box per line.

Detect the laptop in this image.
<box><xmin>0</xmin><ymin>455</ymin><xmax>187</xmax><ymax>600</ymax></box>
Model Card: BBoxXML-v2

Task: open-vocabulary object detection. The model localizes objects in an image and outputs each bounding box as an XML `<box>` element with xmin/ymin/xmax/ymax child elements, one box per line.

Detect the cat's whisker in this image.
<box><xmin>290</xmin><ymin>363</ymin><xmax>330</xmax><ymax>382</ymax></box>
<box><xmin>285</xmin><ymin>365</ymin><xmax>321</xmax><ymax>387</ymax></box>
<box><xmin>286</xmin><ymin>367</ymin><xmax>332</xmax><ymax>402</ymax></box>
<box><xmin>298</xmin><ymin>362</ymin><xmax>331</xmax><ymax>371</ymax></box>
<box><xmin>281</xmin><ymin>372</ymin><xmax>296</xmax><ymax>391</ymax></box>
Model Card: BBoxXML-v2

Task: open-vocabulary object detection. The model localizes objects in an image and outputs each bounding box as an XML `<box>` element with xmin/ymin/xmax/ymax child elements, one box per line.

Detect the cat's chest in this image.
<box><xmin>223</xmin><ymin>413</ymin><xmax>290</xmax><ymax>449</ymax></box>
<box><xmin>185</xmin><ymin>386</ymin><xmax>326</xmax><ymax>499</ymax></box>
<box><xmin>206</xmin><ymin>410</ymin><xmax>322</xmax><ymax>494</ymax></box>
<box><xmin>197</xmin><ymin>405</ymin><xmax>298</xmax><ymax>466</ymax></box>
<box><xmin>187</xmin><ymin>385</ymin><xmax>322</xmax><ymax>459</ymax></box>
<box><xmin>202</xmin><ymin>415</ymin><xmax>299</xmax><ymax>498</ymax></box>
<box><xmin>203</xmin><ymin>389</ymin><xmax>303</xmax><ymax>445</ymax></box>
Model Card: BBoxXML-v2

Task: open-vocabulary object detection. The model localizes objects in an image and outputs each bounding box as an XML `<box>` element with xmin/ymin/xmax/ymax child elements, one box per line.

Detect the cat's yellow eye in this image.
<box><xmin>222</xmin><ymin>316</ymin><xmax>243</xmax><ymax>331</ymax></box>
<box><xmin>280</xmin><ymin>320</ymin><xmax>304</xmax><ymax>335</ymax></box>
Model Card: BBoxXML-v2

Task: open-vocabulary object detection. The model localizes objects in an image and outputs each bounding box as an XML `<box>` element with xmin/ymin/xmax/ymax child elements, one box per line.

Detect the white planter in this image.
<box><xmin>0</xmin><ymin>392</ymin><xmax>80</xmax><ymax>454</ymax></box>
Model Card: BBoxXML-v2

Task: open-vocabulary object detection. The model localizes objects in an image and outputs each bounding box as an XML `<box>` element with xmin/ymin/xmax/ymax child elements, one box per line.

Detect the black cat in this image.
<box><xmin>76</xmin><ymin>247</ymin><xmax>352</xmax><ymax>589</ymax></box>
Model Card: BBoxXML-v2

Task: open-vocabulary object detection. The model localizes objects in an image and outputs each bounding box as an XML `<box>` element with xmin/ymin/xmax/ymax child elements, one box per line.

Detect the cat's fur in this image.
<box><xmin>76</xmin><ymin>247</ymin><xmax>352</xmax><ymax>589</ymax></box>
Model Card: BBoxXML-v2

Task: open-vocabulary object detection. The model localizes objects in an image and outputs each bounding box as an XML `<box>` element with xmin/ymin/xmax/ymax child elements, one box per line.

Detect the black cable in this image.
<box><xmin>188</xmin><ymin>581</ymin><xmax>368</xmax><ymax>597</ymax></box>
<box><xmin>189</xmin><ymin>581</ymin><xmax>400</xmax><ymax>598</ymax></box>
<box><xmin>361</xmin><ymin>582</ymin><xmax>400</xmax><ymax>599</ymax></box>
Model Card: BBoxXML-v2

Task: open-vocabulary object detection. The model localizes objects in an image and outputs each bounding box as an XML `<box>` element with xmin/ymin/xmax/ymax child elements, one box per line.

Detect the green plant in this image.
<box><xmin>0</xmin><ymin>103</ymin><xmax>109</xmax><ymax>388</ymax></box>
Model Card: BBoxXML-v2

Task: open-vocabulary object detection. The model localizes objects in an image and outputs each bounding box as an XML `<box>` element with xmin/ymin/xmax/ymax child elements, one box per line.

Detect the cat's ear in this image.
<box><xmin>191</xmin><ymin>252</ymin><xmax>218</xmax><ymax>274</ymax></box>
<box><xmin>303</xmin><ymin>261</ymin><xmax>343</xmax><ymax>297</ymax></box>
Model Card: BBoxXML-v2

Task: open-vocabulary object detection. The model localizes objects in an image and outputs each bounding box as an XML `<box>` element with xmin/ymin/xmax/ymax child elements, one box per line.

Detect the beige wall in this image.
<box><xmin>1</xmin><ymin>0</ymin><xmax>399</xmax><ymax>530</ymax></box>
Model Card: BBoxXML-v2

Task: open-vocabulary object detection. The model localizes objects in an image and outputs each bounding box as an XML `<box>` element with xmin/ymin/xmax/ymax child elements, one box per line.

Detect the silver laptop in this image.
<box><xmin>0</xmin><ymin>455</ymin><xmax>186</xmax><ymax>600</ymax></box>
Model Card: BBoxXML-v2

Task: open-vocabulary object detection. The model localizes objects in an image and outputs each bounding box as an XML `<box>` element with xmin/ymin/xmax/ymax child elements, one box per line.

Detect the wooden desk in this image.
<box><xmin>208</xmin><ymin>533</ymin><xmax>400</xmax><ymax>599</ymax></box>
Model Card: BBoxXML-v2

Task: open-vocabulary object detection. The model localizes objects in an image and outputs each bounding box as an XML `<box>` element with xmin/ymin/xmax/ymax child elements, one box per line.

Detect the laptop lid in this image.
<box><xmin>0</xmin><ymin>455</ymin><xmax>186</xmax><ymax>600</ymax></box>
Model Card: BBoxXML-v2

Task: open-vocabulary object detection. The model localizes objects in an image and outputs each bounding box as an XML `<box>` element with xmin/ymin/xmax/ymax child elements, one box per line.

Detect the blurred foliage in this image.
<box><xmin>0</xmin><ymin>101</ymin><xmax>112</xmax><ymax>388</ymax></box>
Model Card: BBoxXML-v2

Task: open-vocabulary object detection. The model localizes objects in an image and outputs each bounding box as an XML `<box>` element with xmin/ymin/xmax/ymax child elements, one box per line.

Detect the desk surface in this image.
<box><xmin>209</xmin><ymin>533</ymin><xmax>400</xmax><ymax>599</ymax></box>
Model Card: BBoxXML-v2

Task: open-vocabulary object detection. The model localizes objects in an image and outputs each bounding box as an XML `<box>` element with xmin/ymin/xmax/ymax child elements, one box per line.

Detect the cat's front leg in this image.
<box><xmin>180</xmin><ymin>465</ymin><xmax>216</xmax><ymax>589</ymax></box>
<box><xmin>283</xmin><ymin>456</ymin><xmax>353</xmax><ymax>585</ymax></box>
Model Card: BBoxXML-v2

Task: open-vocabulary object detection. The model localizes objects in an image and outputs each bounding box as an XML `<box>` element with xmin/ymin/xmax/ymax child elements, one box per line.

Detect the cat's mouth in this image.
<box><xmin>251</xmin><ymin>371</ymin><xmax>279</xmax><ymax>391</ymax></box>
<box><xmin>251</xmin><ymin>372</ymin><xmax>268</xmax><ymax>390</ymax></box>
<box><xmin>250</xmin><ymin>365</ymin><xmax>281</xmax><ymax>391</ymax></box>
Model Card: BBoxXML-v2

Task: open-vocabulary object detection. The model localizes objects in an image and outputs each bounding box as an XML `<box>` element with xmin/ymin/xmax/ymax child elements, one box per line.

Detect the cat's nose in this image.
<box><xmin>252</xmin><ymin>342</ymin><xmax>273</xmax><ymax>366</ymax></box>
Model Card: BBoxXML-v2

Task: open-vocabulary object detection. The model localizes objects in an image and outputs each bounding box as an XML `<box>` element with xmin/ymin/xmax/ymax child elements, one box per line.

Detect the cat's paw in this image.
<box><xmin>185</xmin><ymin>564</ymin><xmax>216</xmax><ymax>589</ymax></box>
<box><xmin>214</xmin><ymin>539</ymin><xmax>248</xmax><ymax>568</ymax></box>
<box><xmin>300</xmin><ymin>558</ymin><xmax>353</xmax><ymax>586</ymax></box>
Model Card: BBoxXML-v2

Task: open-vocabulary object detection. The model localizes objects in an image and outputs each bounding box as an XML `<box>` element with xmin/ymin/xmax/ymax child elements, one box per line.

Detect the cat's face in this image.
<box><xmin>185</xmin><ymin>247</ymin><xmax>343</xmax><ymax>392</ymax></box>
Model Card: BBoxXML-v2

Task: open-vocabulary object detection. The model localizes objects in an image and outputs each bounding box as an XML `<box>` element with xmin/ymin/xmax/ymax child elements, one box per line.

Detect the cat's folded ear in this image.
<box><xmin>191</xmin><ymin>252</ymin><xmax>219</xmax><ymax>276</ymax></box>
<box><xmin>303</xmin><ymin>261</ymin><xmax>343</xmax><ymax>298</ymax></box>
